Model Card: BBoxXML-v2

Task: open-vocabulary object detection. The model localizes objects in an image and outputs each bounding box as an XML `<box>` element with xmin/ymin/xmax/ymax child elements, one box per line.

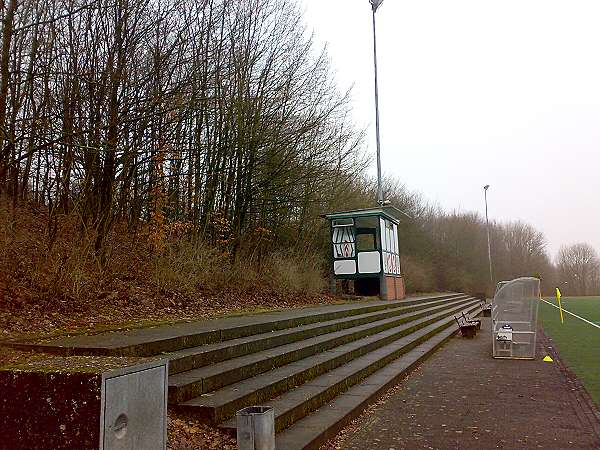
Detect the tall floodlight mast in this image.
<box><xmin>484</xmin><ymin>184</ymin><xmax>493</xmax><ymax>286</ymax></box>
<box><xmin>370</xmin><ymin>0</ymin><xmax>385</xmax><ymax>205</ymax></box>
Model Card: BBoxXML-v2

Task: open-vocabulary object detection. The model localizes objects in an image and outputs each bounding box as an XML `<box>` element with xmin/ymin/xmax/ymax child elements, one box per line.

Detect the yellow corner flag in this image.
<box><xmin>556</xmin><ymin>287</ymin><xmax>564</xmax><ymax>324</ymax></box>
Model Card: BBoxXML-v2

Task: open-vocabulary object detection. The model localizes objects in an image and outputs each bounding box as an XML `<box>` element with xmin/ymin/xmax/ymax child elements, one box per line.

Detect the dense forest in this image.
<box><xmin>0</xmin><ymin>0</ymin><xmax>598</xmax><ymax>314</ymax></box>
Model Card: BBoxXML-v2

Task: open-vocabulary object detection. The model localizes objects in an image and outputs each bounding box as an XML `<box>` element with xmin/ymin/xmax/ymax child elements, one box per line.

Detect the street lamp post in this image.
<box><xmin>484</xmin><ymin>185</ymin><xmax>493</xmax><ymax>287</ymax></box>
<box><xmin>370</xmin><ymin>0</ymin><xmax>384</xmax><ymax>205</ymax></box>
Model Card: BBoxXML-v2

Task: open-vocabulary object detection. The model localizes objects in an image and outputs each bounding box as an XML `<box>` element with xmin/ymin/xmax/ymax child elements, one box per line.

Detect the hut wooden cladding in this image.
<box><xmin>324</xmin><ymin>207</ymin><xmax>405</xmax><ymax>300</ymax></box>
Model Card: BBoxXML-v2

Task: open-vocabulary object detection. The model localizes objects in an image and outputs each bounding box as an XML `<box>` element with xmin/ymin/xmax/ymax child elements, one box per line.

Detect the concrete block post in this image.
<box><xmin>379</xmin><ymin>274</ymin><xmax>388</xmax><ymax>300</ymax></box>
<box><xmin>0</xmin><ymin>357</ymin><xmax>168</xmax><ymax>450</ymax></box>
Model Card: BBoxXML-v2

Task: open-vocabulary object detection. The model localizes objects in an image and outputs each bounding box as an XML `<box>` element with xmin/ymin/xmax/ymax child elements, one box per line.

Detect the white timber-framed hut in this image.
<box><xmin>322</xmin><ymin>206</ymin><xmax>407</xmax><ymax>301</ymax></box>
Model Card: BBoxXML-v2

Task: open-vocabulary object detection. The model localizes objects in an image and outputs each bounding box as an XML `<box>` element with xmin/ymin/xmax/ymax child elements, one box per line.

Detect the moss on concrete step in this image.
<box><xmin>176</xmin><ymin>300</ymin><xmax>480</xmax><ymax>422</ymax></box>
<box><xmin>165</xmin><ymin>294</ymin><xmax>469</xmax><ymax>375</ymax></box>
<box><xmin>273</xmin><ymin>320</ymin><xmax>473</xmax><ymax>450</ymax></box>
<box><xmin>168</xmin><ymin>297</ymin><xmax>477</xmax><ymax>404</ymax></box>
<box><xmin>220</xmin><ymin>304</ymin><xmax>481</xmax><ymax>434</ymax></box>
<box><xmin>4</xmin><ymin>293</ymin><xmax>464</xmax><ymax>357</ymax></box>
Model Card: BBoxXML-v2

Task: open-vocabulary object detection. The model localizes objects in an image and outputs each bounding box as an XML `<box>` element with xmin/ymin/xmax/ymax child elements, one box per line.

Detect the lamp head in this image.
<box><xmin>370</xmin><ymin>0</ymin><xmax>384</xmax><ymax>12</ymax></box>
<box><xmin>484</xmin><ymin>184</ymin><xmax>490</xmax><ymax>191</ymax></box>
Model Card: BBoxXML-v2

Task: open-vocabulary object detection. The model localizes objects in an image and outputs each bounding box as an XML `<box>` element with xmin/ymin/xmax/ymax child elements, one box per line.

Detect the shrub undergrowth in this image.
<box><xmin>0</xmin><ymin>199</ymin><xmax>329</xmax><ymax>316</ymax></box>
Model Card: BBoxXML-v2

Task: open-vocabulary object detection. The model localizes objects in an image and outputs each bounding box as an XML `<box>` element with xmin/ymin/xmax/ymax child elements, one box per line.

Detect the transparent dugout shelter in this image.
<box><xmin>492</xmin><ymin>277</ymin><xmax>540</xmax><ymax>359</ymax></box>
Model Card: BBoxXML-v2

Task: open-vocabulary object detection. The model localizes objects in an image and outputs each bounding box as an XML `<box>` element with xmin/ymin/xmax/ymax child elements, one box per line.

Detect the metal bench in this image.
<box><xmin>462</xmin><ymin>311</ymin><xmax>481</xmax><ymax>330</ymax></box>
<box><xmin>454</xmin><ymin>315</ymin><xmax>477</xmax><ymax>338</ymax></box>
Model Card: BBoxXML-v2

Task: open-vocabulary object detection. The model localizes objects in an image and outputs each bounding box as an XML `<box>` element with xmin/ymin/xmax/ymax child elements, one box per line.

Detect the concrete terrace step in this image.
<box><xmin>174</xmin><ymin>299</ymin><xmax>480</xmax><ymax>421</ymax></box>
<box><xmin>5</xmin><ymin>293</ymin><xmax>465</xmax><ymax>357</ymax></box>
<box><xmin>167</xmin><ymin>296</ymin><xmax>476</xmax><ymax>404</ymax></box>
<box><xmin>164</xmin><ymin>294</ymin><xmax>471</xmax><ymax>375</ymax></box>
<box><xmin>274</xmin><ymin>309</ymin><xmax>480</xmax><ymax>450</ymax></box>
<box><xmin>220</xmin><ymin>302</ymin><xmax>480</xmax><ymax>435</ymax></box>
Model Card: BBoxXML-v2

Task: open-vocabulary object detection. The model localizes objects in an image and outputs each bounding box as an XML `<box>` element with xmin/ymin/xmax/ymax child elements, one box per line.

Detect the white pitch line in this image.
<box><xmin>540</xmin><ymin>298</ymin><xmax>600</xmax><ymax>330</ymax></box>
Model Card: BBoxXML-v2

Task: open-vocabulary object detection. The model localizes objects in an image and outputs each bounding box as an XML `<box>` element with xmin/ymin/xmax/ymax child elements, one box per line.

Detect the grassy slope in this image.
<box><xmin>540</xmin><ymin>296</ymin><xmax>600</xmax><ymax>406</ymax></box>
<box><xmin>0</xmin><ymin>200</ymin><xmax>334</xmax><ymax>342</ymax></box>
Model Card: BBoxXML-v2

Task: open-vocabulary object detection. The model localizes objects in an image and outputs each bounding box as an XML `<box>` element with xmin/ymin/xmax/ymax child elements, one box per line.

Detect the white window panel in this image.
<box><xmin>380</xmin><ymin>218</ymin><xmax>387</xmax><ymax>252</ymax></box>
<box><xmin>334</xmin><ymin>259</ymin><xmax>356</xmax><ymax>275</ymax></box>
<box><xmin>358</xmin><ymin>251</ymin><xmax>381</xmax><ymax>274</ymax></box>
<box><xmin>332</xmin><ymin>218</ymin><xmax>353</xmax><ymax>227</ymax></box>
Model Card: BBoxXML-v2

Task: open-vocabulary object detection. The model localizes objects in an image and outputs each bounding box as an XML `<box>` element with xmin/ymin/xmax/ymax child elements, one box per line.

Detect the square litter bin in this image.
<box><xmin>236</xmin><ymin>406</ymin><xmax>275</xmax><ymax>450</ymax></box>
<box><xmin>0</xmin><ymin>356</ymin><xmax>168</xmax><ymax>450</ymax></box>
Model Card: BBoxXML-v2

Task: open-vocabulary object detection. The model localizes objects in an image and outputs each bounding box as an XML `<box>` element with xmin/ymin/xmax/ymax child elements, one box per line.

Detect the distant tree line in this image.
<box><xmin>376</xmin><ymin>179</ymin><xmax>599</xmax><ymax>296</ymax></box>
<box><xmin>1</xmin><ymin>0</ymin><xmax>597</xmax><ymax>297</ymax></box>
<box><xmin>556</xmin><ymin>243</ymin><xmax>600</xmax><ymax>296</ymax></box>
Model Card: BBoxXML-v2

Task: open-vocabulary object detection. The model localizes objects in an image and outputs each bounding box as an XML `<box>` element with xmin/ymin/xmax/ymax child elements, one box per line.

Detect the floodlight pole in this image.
<box><xmin>484</xmin><ymin>185</ymin><xmax>493</xmax><ymax>287</ymax></box>
<box><xmin>370</xmin><ymin>0</ymin><xmax>387</xmax><ymax>301</ymax></box>
<box><xmin>371</xmin><ymin>0</ymin><xmax>384</xmax><ymax>205</ymax></box>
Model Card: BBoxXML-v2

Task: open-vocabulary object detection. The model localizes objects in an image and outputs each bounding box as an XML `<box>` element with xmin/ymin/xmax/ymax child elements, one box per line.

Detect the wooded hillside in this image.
<box><xmin>0</xmin><ymin>0</ymin><xmax>366</xmax><ymax>260</ymax></box>
<box><xmin>0</xmin><ymin>0</ymin><xmax>598</xmax><ymax>332</ymax></box>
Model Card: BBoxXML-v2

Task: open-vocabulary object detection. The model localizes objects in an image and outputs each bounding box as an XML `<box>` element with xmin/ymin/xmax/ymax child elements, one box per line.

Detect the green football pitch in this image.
<box><xmin>540</xmin><ymin>296</ymin><xmax>600</xmax><ymax>406</ymax></box>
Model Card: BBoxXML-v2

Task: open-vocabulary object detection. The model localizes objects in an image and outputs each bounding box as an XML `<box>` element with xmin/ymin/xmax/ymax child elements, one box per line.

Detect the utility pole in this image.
<box><xmin>484</xmin><ymin>184</ymin><xmax>493</xmax><ymax>287</ymax></box>
<box><xmin>370</xmin><ymin>0</ymin><xmax>384</xmax><ymax>205</ymax></box>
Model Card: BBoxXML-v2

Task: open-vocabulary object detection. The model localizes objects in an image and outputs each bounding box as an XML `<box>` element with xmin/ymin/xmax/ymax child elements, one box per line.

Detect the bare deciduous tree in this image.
<box><xmin>557</xmin><ymin>243</ymin><xmax>600</xmax><ymax>296</ymax></box>
<box><xmin>0</xmin><ymin>0</ymin><xmax>365</xmax><ymax>263</ymax></box>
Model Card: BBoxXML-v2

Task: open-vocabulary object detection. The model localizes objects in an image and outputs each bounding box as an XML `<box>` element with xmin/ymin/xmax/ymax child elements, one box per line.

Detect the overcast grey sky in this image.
<box><xmin>301</xmin><ymin>0</ymin><xmax>600</xmax><ymax>260</ymax></box>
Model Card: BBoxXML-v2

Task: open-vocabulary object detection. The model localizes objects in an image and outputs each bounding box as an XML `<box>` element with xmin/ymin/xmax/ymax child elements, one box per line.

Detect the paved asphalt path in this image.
<box><xmin>338</xmin><ymin>317</ymin><xmax>600</xmax><ymax>450</ymax></box>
